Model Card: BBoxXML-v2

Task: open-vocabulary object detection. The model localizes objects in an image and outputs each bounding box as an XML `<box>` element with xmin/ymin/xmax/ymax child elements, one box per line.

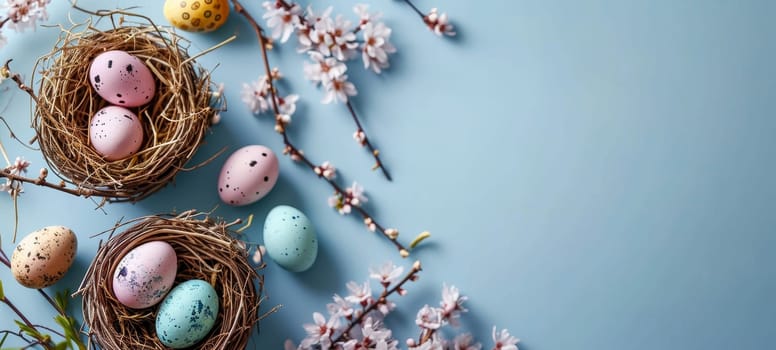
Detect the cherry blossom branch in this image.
<box><xmin>267</xmin><ymin>0</ymin><xmax>393</xmax><ymax>180</ymax></box>
<box><xmin>334</xmin><ymin>260</ymin><xmax>422</xmax><ymax>343</ymax></box>
<box><xmin>231</xmin><ymin>0</ymin><xmax>414</xmax><ymax>257</ymax></box>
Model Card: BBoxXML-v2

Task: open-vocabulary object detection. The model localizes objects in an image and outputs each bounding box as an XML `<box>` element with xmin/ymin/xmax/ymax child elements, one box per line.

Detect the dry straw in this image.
<box><xmin>76</xmin><ymin>210</ymin><xmax>264</xmax><ymax>350</ymax></box>
<box><xmin>31</xmin><ymin>10</ymin><xmax>224</xmax><ymax>203</ymax></box>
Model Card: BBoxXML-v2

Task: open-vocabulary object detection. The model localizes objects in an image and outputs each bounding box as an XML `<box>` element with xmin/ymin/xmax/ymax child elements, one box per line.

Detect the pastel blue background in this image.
<box><xmin>1</xmin><ymin>0</ymin><xmax>775</xmax><ymax>349</ymax></box>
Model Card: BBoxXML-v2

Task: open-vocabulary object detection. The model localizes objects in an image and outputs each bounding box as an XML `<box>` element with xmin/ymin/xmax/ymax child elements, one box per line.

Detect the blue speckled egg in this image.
<box><xmin>155</xmin><ymin>279</ymin><xmax>219</xmax><ymax>349</ymax></box>
<box><xmin>263</xmin><ymin>205</ymin><xmax>318</xmax><ymax>272</ymax></box>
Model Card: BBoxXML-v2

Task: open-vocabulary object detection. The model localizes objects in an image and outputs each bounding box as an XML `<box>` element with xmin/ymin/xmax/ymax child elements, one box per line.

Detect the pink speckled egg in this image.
<box><xmin>218</xmin><ymin>145</ymin><xmax>279</xmax><ymax>206</ymax></box>
<box><xmin>89</xmin><ymin>50</ymin><xmax>156</xmax><ymax>107</ymax></box>
<box><xmin>89</xmin><ymin>106</ymin><xmax>144</xmax><ymax>161</ymax></box>
<box><xmin>112</xmin><ymin>241</ymin><xmax>178</xmax><ymax>309</ymax></box>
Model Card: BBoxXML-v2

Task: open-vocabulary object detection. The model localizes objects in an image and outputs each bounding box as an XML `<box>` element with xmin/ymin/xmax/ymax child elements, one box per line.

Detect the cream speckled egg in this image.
<box><xmin>112</xmin><ymin>241</ymin><xmax>178</xmax><ymax>309</ymax></box>
<box><xmin>89</xmin><ymin>50</ymin><xmax>156</xmax><ymax>107</ymax></box>
<box><xmin>11</xmin><ymin>226</ymin><xmax>77</xmax><ymax>289</ymax></box>
<box><xmin>164</xmin><ymin>0</ymin><xmax>230</xmax><ymax>32</ymax></box>
<box><xmin>89</xmin><ymin>106</ymin><xmax>144</xmax><ymax>161</ymax></box>
<box><xmin>218</xmin><ymin>145</ymin><xmax>279</xmax><ymax>206</ymax></box>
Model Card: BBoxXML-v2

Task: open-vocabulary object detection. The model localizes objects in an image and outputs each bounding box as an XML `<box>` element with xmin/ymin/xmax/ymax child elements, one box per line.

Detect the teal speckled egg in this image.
<box><xmin>155</xmin><ymin>279</ymin><xmax>219</xmax><ymax>349</ymax></box>
<box><xmin>263</xmin><ymin>205</ymin><xmax>318</xmax><ymax>272</ymax></box>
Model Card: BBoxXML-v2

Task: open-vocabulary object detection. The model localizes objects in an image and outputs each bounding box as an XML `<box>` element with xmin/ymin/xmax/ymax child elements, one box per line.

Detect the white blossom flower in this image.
<box><xmin>353</xmin><ymin>4</ymin><xmax>382</xmax><ymax>28</ymax></box>
<box><xmin>370</xmin><ymin>261</ymin><xmax>404</xmax><ymax>286</ymax></box>
<box><xmin>328</xmin><ymin>192</ymin><xmax>353</xmax><ymax>215</ymax></box>
<box><xmin>301</xmin><ymin>312</ymin><xmax>340</xmax><ymax>349</ymax></box>
<box><xmin>241</xmin><ymin>77</ymin><xmax>271</xmax><ymax>114</ymax></box>
<box><xmin>440</xmin><ymin>283</ymin><xmax>468</xmax><ymax>326</ymax></box>
<box><xmin>3</xmin><ymin>0</ymin><xmax>50</xmax><ymax>33</ymax></box>
<box><xmin>303</xmin><ymin>51</ymin><xmax>347</xmax><ymax>86</ymax></box>
<box><xmin>346</xmin><ymin>181</ymin><xmax>367</xmax><ymax>206</ymax></box>
<box><xmin>345</xmin><ymin>281</ymin><xmax>372</xmax><ymax>305</ymax></box>
<box><xmin>327</xmin><ymin>294</ymin><xmax>354</xmax><ymax>318</ymax></box>
<box><xmin>322</xmin><ymin>74</ymin><xmax>357</xmax><ymax>104</ymax></box>
<box><xmin>416</xmin><ymin>305</ymin><xmax>442</xmax><ymax>330</ymax></box>
<box><xmin>424</xmin><ymin>8</ymin><xmax>456</xmax><ymax>37</ymax></box>
<box><xmin>11</xmin><ymin>157</ymin><xmax>30</xmax><ymax>173</ymax></box>
<box><xmin>353</xmin><ymin>130</ymin><xmax>367</xmax><ymax>145</ymax></box>
<box><xmin>361</xmin><ymin>317</ymin><xmax>396</xmax><ymax>349</ymax></box>
<box><xmin>297</xmin><ymin>6</ymin><xmax>332</xmax><ymax>52</ymax></box>
<box><xmin>275</xmin><ymin>93</ymin><xmax>299</xmax><ymax>124</ymax></box>
<box><xmin>329</xmin><ymin>15</ymin><xmax>358</xmax><ymax>61</ymax></box>
<box><xmin>262</xmin><ymin>0</ymin><xmax>302</xmax><ymax>43</ymax></box>
<box><xmin>361</xmin><ymin>22</ymin><xmax>396</xmax><ymax>74</ymax></box>
<box><xmin>454</xmin><ymin>333</ymin><xmax>482</xmax><ymax>350</ymax></box>
<box><xmin>314</xmin><ymin>161</ymin><xmax>337</xmax><ymax>180</ymax></box>
<box><xmin>492</xmin><ymin>327</ymin><xmax>519</xmax><ymax>350</ymax></box>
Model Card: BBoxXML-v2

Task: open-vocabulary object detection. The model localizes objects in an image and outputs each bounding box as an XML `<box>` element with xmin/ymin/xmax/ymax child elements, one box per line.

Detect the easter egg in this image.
<box><xmin>263</xmin><ymin>205</ymin><xmax>318</xmax><ymax>272</ymax></box>
<box><xmin>89</xmin><ymin>106</ymin><xmax>144</xmax><ymax>161</ymax></box>
<box><xmin>156</xmin><ymin>280</ymin><xmax>219</xmax><ymax>349</ymax></box>
<box><xmin>89</xmin><ymin>50</ymin><xmax>156</xmax><ymax>107</ymax></box>
<box><xmin>11</xmin><ymin>226</ymin><xmax>77</xmax><ymax>289</ymax></box>
<box><xmin>112</xmin><ymin>241</ymin><xmax>178</xmax><ymax>309</ymax></box>
<box><xmin>164</xmin><ymin>0</ymin><xmax>230</xmax><ymax>32</ymax></box>
<box><xmin>218</xmin><ymin>145</ymin><xmax>279</xmax><ymax>206</ymax></box>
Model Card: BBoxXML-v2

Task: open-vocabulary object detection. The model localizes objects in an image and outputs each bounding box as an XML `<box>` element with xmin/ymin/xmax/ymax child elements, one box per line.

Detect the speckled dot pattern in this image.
<box><xmin>89</xmin><ymin>105</ymin><xmax>144</xmax><ymax>161</ymax></box>
<box><xmin>263</xmin><ymin>205</ymin><xmax>318</xmax><ymax>272</ymax></box>
<box><xmin>218</xmin><ymin>145</ymin><xmax>279</xmax><ymax>206</ymax></box>
<box><xmin>112</xmin><ymin>241</ymin><xmax>178</xmax><ymax>309</ymax></box>
<box><xmin>163</xmin><ymin>0</ymin><xmax>230</xmax><ymax>33</ymax></box>
<box><xmin>11</xmin><ymin>226</ymin><xmax>77</xmax><ymax>289</ymax></box>
<box><xmin>155</xmin><ymin>279</ymin><xmax>219</xmax><ymax>349</ymax></box>
<box><xmin>89</xmin><ymin>50</ymin><xmax>156</xmax><ymax>107</ymax></box>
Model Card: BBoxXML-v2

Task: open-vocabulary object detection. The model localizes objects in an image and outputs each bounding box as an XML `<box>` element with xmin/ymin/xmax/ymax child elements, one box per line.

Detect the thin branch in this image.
<box><xmin>232</xmin><ymin>0</ymin><xmax>410</xmax><ymax>256</ymax></box>
<box><xmin>346</xmin><ymin>101</ymin><xmax>391</xmax><ymax>180</ymax></box>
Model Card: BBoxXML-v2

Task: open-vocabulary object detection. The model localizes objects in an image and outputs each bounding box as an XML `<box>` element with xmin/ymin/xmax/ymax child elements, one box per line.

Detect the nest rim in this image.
<box><xmin>31</xmin><ymin>14</ymin><xmax>221</xmax><ymax>203</ymax></box>
<box><xmin>77</xmin><ymin>210</ymin><xmax>263</xmax><ymax>350</ymax></box>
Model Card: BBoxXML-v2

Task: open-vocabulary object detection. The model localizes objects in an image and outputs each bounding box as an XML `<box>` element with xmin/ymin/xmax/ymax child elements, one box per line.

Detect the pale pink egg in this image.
<box><xmin>89</xmin><ymin>106</ymin><xmax>144</xmax><ymax>161</ymax></box>
<box><xmin>89</xmin><ymin>50</ymin><xmax>156</xmax><ymax>107</ymax></box>
<box><xmin>218</xmin><ymin>145</ymin><xmax>279</xmax><ymax>206</ymax></box>
<box><xmin>112</xmin><ymin>241</ymin><xmax>178</xmax><ymax>309</ymax></box>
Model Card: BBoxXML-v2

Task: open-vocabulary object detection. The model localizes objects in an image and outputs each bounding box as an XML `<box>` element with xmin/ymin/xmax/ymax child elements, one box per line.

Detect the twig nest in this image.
<box><xmin>77</xmin><ymin>211</ymin><xmax>263</xmax><ymax>350</ymax></box>
<box><xmin>32</xmin><ymin>15</ymin><xmax>223</xmax><ymax>202</ymax></box>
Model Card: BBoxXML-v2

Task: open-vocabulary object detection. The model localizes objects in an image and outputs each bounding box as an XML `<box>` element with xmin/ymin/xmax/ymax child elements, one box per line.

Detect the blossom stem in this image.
<box><xmin>333</xmin><ymin>261</ymin><xmax>422</xmax><ymax>343</ymax></box>
<box><xmin>232</xmin><ymin>0</ymin><xmax>411</xmax><ymax>256</ymax></box>
<box><xmin>346</xmin><ymin>101</ymin><xmax>392</xmax><ymax>181</ymax></box>
<box><xmin>401</xmin><ymin>0</ymin><xmax>426</xmax><ymax>19</ymax></box>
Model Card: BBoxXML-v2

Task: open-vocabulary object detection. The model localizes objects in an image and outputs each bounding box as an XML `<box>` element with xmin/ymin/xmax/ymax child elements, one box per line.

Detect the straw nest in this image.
<box><xmin>31</xmin><ymin>13</ymin><xmax>222</xmax><ymax>203</ymax></box>
<box><xmin>77</xmin><ymin>210</ymin><xmax>263</xmax><ymax>350</ymax></box>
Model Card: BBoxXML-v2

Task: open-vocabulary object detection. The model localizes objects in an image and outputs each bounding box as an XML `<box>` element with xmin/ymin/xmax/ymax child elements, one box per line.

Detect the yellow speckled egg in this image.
<box><xmin>164</xmin><ymin>0</ymin><xmax>230</xmax><ymax>32</ymax></box>
<box><xmin>11</xmin><ymin>226</ymin><xmax>77</xmax><ymax>289</ymax></box>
